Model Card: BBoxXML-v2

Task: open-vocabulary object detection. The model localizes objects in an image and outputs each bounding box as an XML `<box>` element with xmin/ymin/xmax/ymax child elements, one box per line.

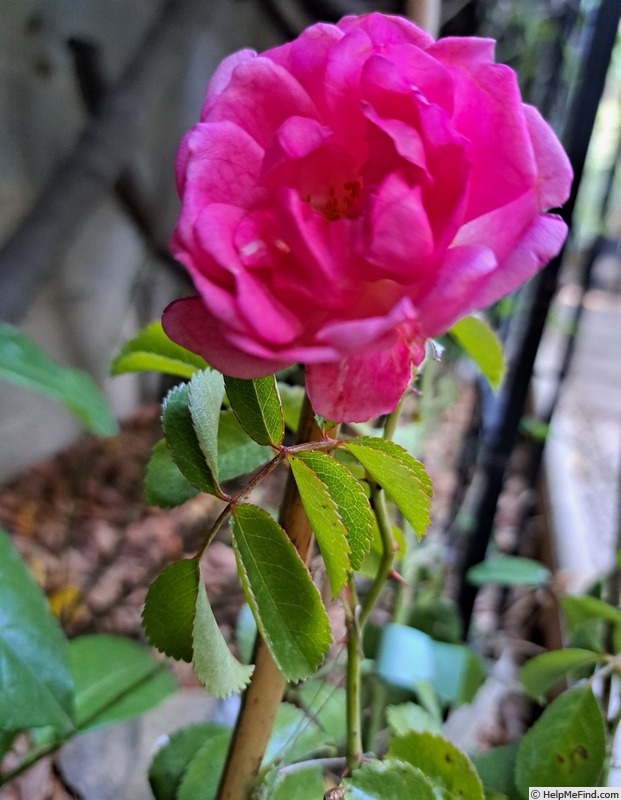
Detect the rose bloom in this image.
<box><xmin>164</xmin><ymin>13</ymin><xmax>572</xmax><ymax>422</ymax></box>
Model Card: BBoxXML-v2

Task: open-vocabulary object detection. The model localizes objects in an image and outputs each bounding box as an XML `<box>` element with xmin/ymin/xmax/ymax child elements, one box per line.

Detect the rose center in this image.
<box><xmin>303</xmin><ymin>179</ymin><xmax>362</xmax><ymax>222</ymax></box>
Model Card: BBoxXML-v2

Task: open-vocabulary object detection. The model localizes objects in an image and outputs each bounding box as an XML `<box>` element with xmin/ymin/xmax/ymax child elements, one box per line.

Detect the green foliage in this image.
<box><xmin>467</xmin><ymin>556</ymin><xmax>551</xmax><ymax>588</ymax></box>
<box><xmin>294</xmin><ymin>450</ymin><xmax>374</xmax><ymax>572</ymax></box>
<box><xmin>519</xmin><ymin>649</ymin><xmax>604</xmax><ymax>703</ymax></box>
<box><xmin>143</xmin><ymin>558</ymin><xmax>252</xmax><ymax>698</ymax></box>
<box><xmin>148</xmin><ymin>723</ymin><xmax>229</xmax><ymax>800</ymax></box>
<box><xmin>0</xmin><ymin>322</ymin><xmax>117</xmax><ymax>436</ymax></box>
<box><xmin>110</xmin><ymin>321</ymin><xmax>207</xmax><ymax>378</ymax></box>
<box><xmin>343</xmin><ymin>759</ymin><xmax>435</xmax><ymax>799</ymax></box>
<box><xmin>192</xmin><ymin>578</ymin><xmax>254</xmax><ymax>697</ymax></box>
<box><xmin>187</xmin><ymin>369</ymin><xmax>226</xmax><ymax>488</ymax></box>
<box><xmin>295</xmin><ymin>680</ymin><xmax>347</xmax><ymax>746</ymax></box>
<box><xmin>561</xmin><ymin>594</ymin><xmax>621</xmax><ymax>652</ymax></box>
<box><xmin>263</xmin><ymin>702</ymin><xmax>331</xmax><ymax>766</ymax></box>
<box><xmin>217</xmin><ymin>410</ymin><xmax>271</xmax><ymax>481</ymax></box>
<box><xmin>515</xmin><ymin>686</ymin><xmax>606</xmax><ymax>793</ymax></box>
<box><xmin>277</xmin><ymin>383</ymin><xmax>305</xmax><ymax>432</ymax></box>
<box><xmin>345</xmin><ymin>438</ymin><xmax>432</xmax><ymax>540</ymax></box>
<box><xmin>161</xmin><ymin>384</ymin><xmax>223</xmax><ymax>497</ymax></box>
<box><xmin>388</xmin><ymin>731</ymin><xmax>485</xmax><ymax>799</ymax></box>
<box><xmin>386</xmin><ymin>703</ymin><xmax>442</xmax><ymax>736</ymax></box>
<box><xmin>144</xmin><ymin>440</ymin><xmax>199</xmax><ymax>508</ymax></box>
<box><xmin>289</xmin><ymin>455</ymin><xmax>351</xmax><ymax>596</ymax></box>
<box><xmin>0</xmin><ymin>527</ymin><xmax>74</xmax><ymax>734</ymax></box>
<box><xmin>224</xmin><ymin>375</ymin><xmax>284</xmax><ymax>446</ymax></box>
<box><xmin>230</xmin><ymin>504</ymin><xmax>332</xmax><ymax>682</ymax></box>
<box><xmin>176</xmin><ymin>729</ymin><xmax>232</xmax><ymax>800</ymax></box>
<box><xmin>143</xmin><ymin>559</ymin><xmax>200</xmax><ymax>662</ymax></box>
<box><xmin>449</xmin><ymin>315</ymin><xmax>505</xmax><ymax>390</ymax></box>
<box><xmin>265</xmin><ymin>764</ymin><xmax>324</xmax><ymax>799</ymax></box>
<box><xmin>69</xmin><ymin>635</ymin><xmax>176</xmax><ymax>731</ymax></box>
<box><xmin>471</xmin><ymin>743</ymin><xmax>520</xmax><ymax>800</ymax></box>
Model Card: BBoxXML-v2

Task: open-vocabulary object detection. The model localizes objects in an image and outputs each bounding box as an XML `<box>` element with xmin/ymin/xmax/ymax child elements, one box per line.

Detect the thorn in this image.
<box><xmin>388</xmin><ymin>569</ymin><xmax>407</xmax><ymax>586</ymax></box>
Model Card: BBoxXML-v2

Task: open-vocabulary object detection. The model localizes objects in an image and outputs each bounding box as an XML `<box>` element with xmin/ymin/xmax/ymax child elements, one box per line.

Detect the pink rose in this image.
<box><xmin>163</xmin><ymin>13</ymin><xmax>572</xmax><ymax>422</ymax></box>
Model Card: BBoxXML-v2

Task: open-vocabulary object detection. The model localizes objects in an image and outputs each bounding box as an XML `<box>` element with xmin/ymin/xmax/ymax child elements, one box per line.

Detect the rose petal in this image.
<box><xmin>523</xmin><ymin>104</ymin><xmax>573</xmax><ymax>209</ymax></box>
<box><xmin>202</xmin><ymin>57</ymin><xmax>319</xmax><ymax>148</ymax></box>
<box><xmin>204</xmin><ymin>49</ymin><xmax>257</xmax><ymax>103</ymax></box>
<box><xmin>316</xmin><ymin>296</ymin><xmax>416</xmax><ymax>353</ymax></box>
<box><xmin>162</xmin><ymin>297</ymin><xmax>292</xmax><ymax>378</ymax></box>
<box><xmin>306</xmin><ymin>340</ymin><xmax>414</xmax><ymax>422</ymax></box>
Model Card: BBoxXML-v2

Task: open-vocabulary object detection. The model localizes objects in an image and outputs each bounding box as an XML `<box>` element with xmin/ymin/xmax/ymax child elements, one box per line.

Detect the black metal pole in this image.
<box><xmin>455</xmin><ymin>0</ymin><xmax>621</xmax><ymax>634</ymax></box>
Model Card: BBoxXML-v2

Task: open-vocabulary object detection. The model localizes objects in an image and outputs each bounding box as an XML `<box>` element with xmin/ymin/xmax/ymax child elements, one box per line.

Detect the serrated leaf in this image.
<box><xmin>70</xmin><ymin>635</ymin><xmax>177</xmax><ymax>731</ymax></box>
<box><xmin>0</xmin><ymin>322</ymin><xmax>117</xmax><ymax>436</ymax></box>
<box><xmin>388</xmin><ymin>731</ymin><xmax>484</xmax><ymax>800</ymax></box>
<box><xmin>144</xmin><ymin>440</ymin><xmax>199</xmax><ymax>508</ymax></box>
<box><xmin>187</xmin><ymin>368</ymin><xmax>225</xmax><ymax>485</ymax></box>
<box><xmin>343</xmin><ymin>759</ymin><xmax>435</xmax><ymax>800</ymax></box>
<box><xmin>192</xmin><ymin>579</ymin><xmax>254</xmax><ymax>698</ymax></box>
<box><xmin>224</xmin><ymin>374</ymin><xmax>284</xmax><ymax>446</ymax></box>
<box><xmin>161</xmin><ymin>384</ymin><xmax>222</xmax><ymax>497</ymax></box>
<box><xmin>149</xmin><ymin>723</ymin><xmax>230</xmax><ymax>800</ymax></box>
<box><xmin>277</xmin><ymin>383</ymin><xmax>305</xmax><ymax>432</ymax></box>
<box><xmin>218</xmin><ymin>409</ymin><xmax>271</xmax><ymax>481</ymax></box>
<box><xmin>0</xmin><ymin>527</ymin><xmax>74</xmax><ymax>733</ymax></box>
<box><xmin>449</xmin><ymin>315</ymin><xmax>504</xmax><ymax>390</ymax></box>
<box><xmin>386</xmin><ymin>703</ymin><xmax>442</xmax><ymax>736</ymax></box>
<box><xmin>110</xmin><ymin>320</ymin><xmax>207</xmax><ymax>378</ymax></box>
<box><xmin>176</xmin><ymin>729</ymin><xmax>231</xmax><ymax>800</ymax></box>
<box><xmin>289</xmin><ymin>456</ymin><xmax>351</xmax><ymax>596</ymax></box>
<box><xmin>295</xmin><ymin>450</ymin><xmax>374</xmax><ymax>572</ymax></box>
<box><xmin>344</xmin><ymin>438</ymin><xmax>432</xmax><ymax>540</ymax></box>
<box><xmin>515</xmin><ymin>686</ymin><xmax>606</xmax><ymax>793</ymax></box>
<box><xmin>467</xmin><ymin>556</ymin><xmax>551</xmax><ymax>588</ymax></box>
<box><xmin>142</xmin><ymin>559</ymin><xmax>200</xmax><ymax>662</ymax></box>
<box><xmin>266</xmin><ymin>763</ymin><xmax>324</xmax><ymax>800</ymax></box>
<box><xmin>230</xmin><ymin>504</ymin><xmax>332</xmax><ymax>682</ymax></box>
<box><xmin>519</xmin><ymin>648</ymin><xmax>604</xmax><ymax>703</ymax></box>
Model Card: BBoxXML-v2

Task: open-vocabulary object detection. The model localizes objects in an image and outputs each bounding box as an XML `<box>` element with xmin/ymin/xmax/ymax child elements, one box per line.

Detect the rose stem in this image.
<box><xmin>345</xmin><ymin>576</ymin><xmax>363</xmax><ymax>770</ymax></box>
<box><xmin>216</xmin><ymin>396</ymin><xmax>322</xmax><ymax>800</ymax></box>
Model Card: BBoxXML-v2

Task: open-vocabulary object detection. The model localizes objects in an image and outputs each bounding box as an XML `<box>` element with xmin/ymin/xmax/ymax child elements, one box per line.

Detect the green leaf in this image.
<box><xmin>515</xmin><ymin>686</ymin><xmax>606</xmax><ymax>792</ymax></box>
<box><xmin>192</xmin><ymin>578</ymin><xmax>254</xmax><ymax>698</ymax></box>
<box><xmin>176</xmin><ymin>729</ymin><xmax>232</xmax><ymax>800</ymax></box>
<box><xmin>142</xmin><ymin>559</ymin><xmax>200</xmax><ymax>662</ymax></box>
<box><xmin>277</xmin><ymin>383</ymin><xmax>305</xmax><ymax>432</ymax></box>
<box><xmin>70</xmin><ymin>635</ymin><xmax>177</xmax><ymax>731</ymax></box>
<box><xmin>344</xmin><ymin>438</ymin><xmax>432</xmax><ymax>540</ymax></box>
<box><xmin>343</xmin><ymin>759</ymin><xmax>435</xmax><ymax>800</ymax></box>
<box><xmin>218</xmin><ymin>409</ymin><xmax>271</xmax><ymax>482</ymax></box>
<box><xmin>148</xmin><ymin>723</ymin><xmax>229</xmax><ymax>800</ymax></box>
<box><xmin>224</xmin><ymin>374</ymin><xmax>284</xmax><ymax>446</ymax></box>
<box><xmin>266</xmin><ymin>764</ymin><xmax>324</xmax><ymax>800</ymax></box>
<box><xmin>359</xmin><ymin>520</ymin><xmax>405</xmax><ymax>580</ymax></box>
<box><xmin>520</xmin><ymin>649</ymin><xmax>604</xmax><ymax>703</ymax></box>
<box><xmin>561</xmin><ymin>594</ymin><xmax>621</xmax><ymax>628</ymax></box>
<box><xmin>289</xmin><ymin>456</ymin><xmax>351</xmax><ymax>596</ymax></box>
<box><xmin>144</xmin><ymin>440</ymin><xmax>199</xmax><ymax>508</ymax></box>
<box><xmin>431</xmin><ymin>640</ymin><xmax>485</xmax><ymax>706</ymax></box>
<box><xmin>472</xmin><ymin>743</ymin><xmax>520</xmax><ymax>800</ymax></box>
<box><xmin>296</xmin><ymin>680</ymin><xmax>347</xmax><ymax>746</ymax></box>
<box><xmin>230</xmin><ymin>504</ymin><xmax>332</xmax><ymax>682</ymax></box>
<box><xmin>449</xmin><ymin>315</ymin><xmax>504</xmax><ymax>391</ymax></box>
<box><xmin>162</xmin><ymin>384</ymin><xmax>221</xmax><ymax>496</ymax></box>
<box><xmin>388</xmin><ymin>731</ymin><xmax>485</xmax><ymax>800</ymax></box>
<box><xmin>0</xmin><ymin>527</ymin><xmax>74</xmax><ymax>733</ymax></box>
<box><xmin>294</xmin><ymin>450</ymin><xmax>374</xmax><ymax>572</ymax></box>
<box><xmin>386</xmin><ymin>702</ymin><xmax>442</xmax><ymax>736</ymax></box>
<box><xmin>0</xmin><ymin>322</ymin><xmax>117</xmax><ymax>436</ymax></box>
<box><xmin>263</xmin><ymin>702</ymin><xmax>330</xmax><ymax>767</ymax></box>
<box><xmin>0</xmin><ymin>730</ymin><xmax>16</xmax><ymax>760</ymax></box>
<box><xmin>467</xmin><ymin>556</ymin><xmax>551</xmax><ymax>588</ymax></box>
<box><xmin>110</xmin><ymin>321</ymin><xmax>207</xmax><ymax>378</ymax></box>
<box><xmin>187</xmin><ymin>368</ymin><xmax>226</xmax><ymax>484</ymax></box>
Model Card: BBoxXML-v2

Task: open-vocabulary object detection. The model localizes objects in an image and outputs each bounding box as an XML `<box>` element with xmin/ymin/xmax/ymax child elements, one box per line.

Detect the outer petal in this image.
<box><xmin>203</xmin><ymin>49</ymin><xmax>257</xmax><ymax>103</ymax></box>
<box><xmin>338</xmin><ymin>12</ymin><xmax>434</xmax><ymax>50</ymax></box>
<box><xmin>523</xmin><ymin>104</ymin><xmax>573</xmax><ymax>209</ymax></box>
<box><xmin>202</xmin><ymin>57</ymin><xmax>319</xmax><ymax>148</ymax></box>
<box><xmin>306</xmin><ymin>340</ymin><xmax>413</xmax><ymax>422</ymax></box>
<box><xmin>416</xmin><ymin>244</ymin><xmax>497</xmax><ymax>336</ymax></box>
<box><xmin>162</xmin><ymin>297</ymin><xmax>292</xmax><ymax>378</ymax></box>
